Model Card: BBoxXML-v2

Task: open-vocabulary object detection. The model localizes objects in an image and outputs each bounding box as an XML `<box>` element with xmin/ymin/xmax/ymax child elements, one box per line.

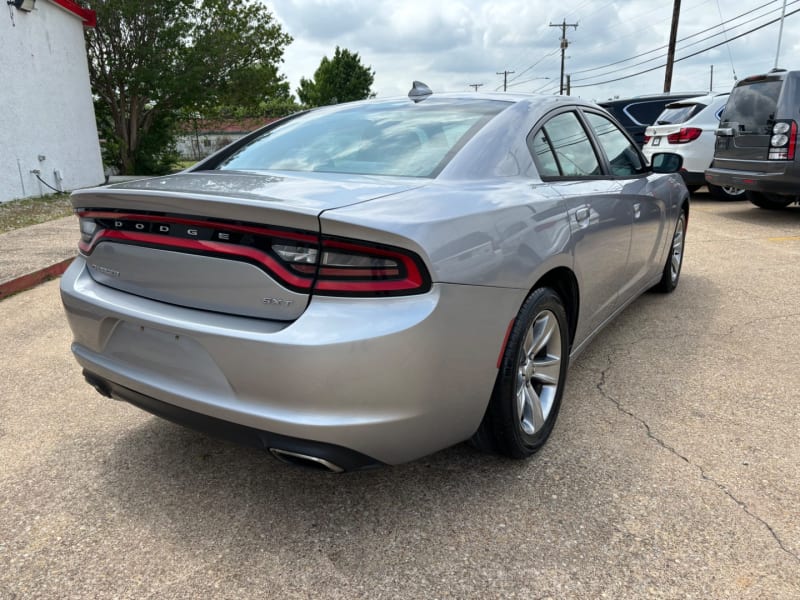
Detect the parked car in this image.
<box><xmin>706</xmin><ymin>69</ymin><xmax>800</xmax><ymax>209</ymax></box>
<box><xmin>642</xmin><ymin>93</ymin><xmax>744</xmax><ymax>200</ymax></box>
<box><xmin>599</xmin><ymin>91</ymin><xmax>708</xmax><ymax>147</ymax></box>
<box><xmin>61</xmin><ymin>87</ymin><xmax>690</xmax><ymax>471</ymax></box>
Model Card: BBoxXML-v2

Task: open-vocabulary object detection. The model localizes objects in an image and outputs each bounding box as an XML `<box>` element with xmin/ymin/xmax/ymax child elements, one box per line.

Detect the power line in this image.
<box><xmin>571</xmin><ymin>7</ymin><xmax>800</xmax><ymax>89</ymax></box>
<box><xmin>715</xmin><ymin>0</ymin><xmax>740</xmax><ymax>80</ymax></box>
<box><xmin>571</xmin><ymin>0</ymin><xmax>797</xmax><ymax>84</ymax></box>
<box><xmin>504</xmin><ymin>48</ymin><xmax>561</xmax><ymax>87</ymax></box>
<box><xmin>570</xmin><ymin>0</ymin><xmax>788</xmax><ymax>78</ymax></box>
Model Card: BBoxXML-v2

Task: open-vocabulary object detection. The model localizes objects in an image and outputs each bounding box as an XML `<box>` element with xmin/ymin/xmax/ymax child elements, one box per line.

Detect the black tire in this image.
<box><xmin>652</xmin><ymin>210</ymin><xmax>687</xmax><ymax>293</ymax></box>
<box><xmin>747</xmin><ymin>191</ymin><xmax>794</xmax><ymax>210</ymax></box>
<box><xmin>472</xmin><ymin>288</ymin><xmax>570</xmax><ymax>458</ymax></box>
<box><xmin>707</xmin><ymin>183</ymin><xmax>746</xmax><ymax>201</ymax></box>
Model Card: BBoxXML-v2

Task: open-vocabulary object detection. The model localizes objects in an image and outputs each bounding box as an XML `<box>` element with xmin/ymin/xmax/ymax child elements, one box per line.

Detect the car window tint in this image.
<box><xmin>530</xmin><ymin>130</ymin><xmax>560</xmax><ymax>177</ymax></box>
<box><xmin>540</xmin><ymin>112</ymin><xmax>601</xmax><ymax>177</ymax></box>
<box><xmin>626</xmin><ymin>101</ymin><xmax>666</xmax><ymax>126</ymax></box>
<box><xmin>585</xmin><ymin>112</ymin><xmax>644</xmax><ymax>176</ymax></box>
<box><xmin>721</xmin><ymin>80</ymin><xmax>782</xmax><ymax>134</ymax></box>
<box><xmin>656</xmin><ymin>103</ymin><xmax>706</xmax><ymax>125</ymax></box>
<box><xmin>217</xmin><ymin>99</ymin><xmax>508</xmax><ymax>178</ymax></box>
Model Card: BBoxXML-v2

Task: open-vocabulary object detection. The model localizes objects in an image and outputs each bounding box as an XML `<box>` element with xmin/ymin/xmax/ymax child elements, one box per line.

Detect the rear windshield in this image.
<box><xmin>217</xmin><ymin>99</ymin><xmax>509</xmax><ymax>178</ymax></box>
<box><xmin>720</xmin><ymin>80</ymin><xmax>782</xmax><ymax>134</ymax></box>
<box><xmin>655</xmin><ymin>102</ymin><xmax>706</xmax><ymax>125</ymax></box>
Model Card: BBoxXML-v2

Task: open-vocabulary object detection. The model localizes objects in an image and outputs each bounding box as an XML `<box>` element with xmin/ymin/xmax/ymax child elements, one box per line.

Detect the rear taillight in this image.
<box><xmin>76</xmin><ymin>211</ymin><xmax>430</xmax><ymax>297</ymax></box>
<box><xmin>643</xmin><ymin>134</ymin><xmax>651</xmax><ymax>144</ymax></box>
<box><xmin>666</xmin><ymin>127</ymin><xmax>702</xmax><ymax>144</ymax></box>
<box><xmin>768</xmin><ymin>120</ymin><xmax>797</xmax><ymax>160</ymax></box>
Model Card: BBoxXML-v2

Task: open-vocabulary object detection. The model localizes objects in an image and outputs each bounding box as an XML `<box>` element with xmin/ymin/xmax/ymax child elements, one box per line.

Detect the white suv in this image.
<box><xmin>642</xmin><ymin>93</ymin><xmax>744</xmax><ymax>200</ymax></box>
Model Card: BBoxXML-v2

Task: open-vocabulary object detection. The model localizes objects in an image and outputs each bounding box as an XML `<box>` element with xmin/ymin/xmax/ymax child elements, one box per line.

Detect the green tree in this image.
<box><xmin>83</xmin><ymin>0</ymin><xmax>292</xmax><ymax>174</ymax></box>
<box><xmin>297</xmin><ymin>47</ymin><xmax>375</xmax><ymax>107</ymax></box>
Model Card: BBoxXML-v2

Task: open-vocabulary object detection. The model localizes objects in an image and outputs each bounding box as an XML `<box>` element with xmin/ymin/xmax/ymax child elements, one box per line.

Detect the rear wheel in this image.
<box><xmin>652</xmin><ymin>210</ymin><xmax>686</xmax><ymax>293</ymax></box>
<box><xmin>472</xmin><ymin>288</ymin><xmax>570</xmax><ymax>458</ymax></box>
<box><xmin>707</xmin><ymin>183</ymin><xmax>746</xmax><ymax>201</ymax></box>
<box><xmin>747</xmin><ymin>191</ymin><xmax>794</xmax><ymax>210</ymax></box>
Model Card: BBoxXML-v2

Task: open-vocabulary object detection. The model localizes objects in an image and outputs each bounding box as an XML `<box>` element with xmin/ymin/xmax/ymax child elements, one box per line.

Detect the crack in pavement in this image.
<box><xmin>596</xmin><ymin>354</ymin><xmax>800</xmax><ymax>564</ymax></box>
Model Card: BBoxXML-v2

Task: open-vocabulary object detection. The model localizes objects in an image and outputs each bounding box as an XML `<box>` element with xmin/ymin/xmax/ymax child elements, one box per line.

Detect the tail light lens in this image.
<box><xmin>666</xmin><ymin>127</ymin><xmax>702</xmax><ymax>144</ymax></box>
<box><xmin>643</xmin><ymin>134</ymin><xmax>651</xmax><ymax>144</ymax></box>
<box><xmin>76</xmin><ymin>211</ymin><xmax>430</xmax><ymax>297</ymax></box>
<box><xmin>768</xmin><ymin>120</ymin><xmax>797</xmax><ymax>160</ymax></box>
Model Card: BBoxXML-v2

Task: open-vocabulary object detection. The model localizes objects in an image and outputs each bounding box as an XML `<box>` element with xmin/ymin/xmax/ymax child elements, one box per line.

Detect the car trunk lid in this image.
<box><xmin>72</xmin><ymin>171</ymin><xmax>425</xmax><ymax>320</ymax></box>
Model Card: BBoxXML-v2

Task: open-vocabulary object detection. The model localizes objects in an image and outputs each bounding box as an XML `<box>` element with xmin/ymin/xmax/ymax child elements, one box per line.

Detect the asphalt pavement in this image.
<box><xmin>1</xmin><ymin>193</ymin><xmax>799</xmax><ymax>598</ymax></box>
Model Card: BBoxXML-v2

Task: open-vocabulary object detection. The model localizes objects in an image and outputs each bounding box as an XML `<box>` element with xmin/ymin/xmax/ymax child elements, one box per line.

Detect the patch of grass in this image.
<box><xmin>0</xmin><ymin>194</ymin><xmax>73</xmax><ymax>234</ymax></box>
<box><xmin>174</xmin><ymin>160</ymin><xmax>198</xmax><ymax>171</ymax></box>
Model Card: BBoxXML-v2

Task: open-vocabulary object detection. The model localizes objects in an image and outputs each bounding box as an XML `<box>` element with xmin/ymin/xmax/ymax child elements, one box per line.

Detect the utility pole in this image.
<box><xmin>664</xmin><ymin>0</ymin><xmax>681</xmax><ymax>92</ymax></box>
<box><xmin>468</xmin><ymin>83</ymin><xmax>484</xmax><ymax>92</ymax></box>
<box><xmin>550</xmin><ymin>19</ymin><xmax>578</xmax><ymax>95</ymax></box>
<box><xmin>566</xmin><ymin>74</ymin><xmax>571</xmax><ymax>95</ymax></box>
<box><xmin>775</xmin><ymin>0</ymin><xmax>787</xmax><ymax>69</ymax></box>
<box><xmin>496</xmin><ymin>70</ymin><xmax>515</xmax><ymax>92</ymax></box>
<box><xmin>709</xmin><ymin>65</ymin><xmax>714</xmax><ymax>91</ymax></box>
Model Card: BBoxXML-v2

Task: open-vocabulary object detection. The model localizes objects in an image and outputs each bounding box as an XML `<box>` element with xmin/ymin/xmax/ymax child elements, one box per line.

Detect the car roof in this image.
<box><xmin>599</xmin><ymin>92</ymin><xmax>708</xmax><ymax>106</ymax></box>
<box><xmin>664</xmin><ymin>92</ymin><xmax>729</xmax><ymax>107</ymax></box>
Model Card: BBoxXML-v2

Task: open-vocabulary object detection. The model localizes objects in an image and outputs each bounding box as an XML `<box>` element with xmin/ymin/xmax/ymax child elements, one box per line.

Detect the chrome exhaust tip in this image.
<box><xmin>269</xmin><ymin>448</ymin><xmax>345</xmax><ymax>473</ymax></box>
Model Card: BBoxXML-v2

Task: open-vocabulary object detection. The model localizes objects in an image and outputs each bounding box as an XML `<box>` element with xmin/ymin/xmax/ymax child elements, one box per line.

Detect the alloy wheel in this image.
<box><xmin>516</xmin><ymin>310</ymin><xmax>562</xmax><ymax>435</ymax></box>
<box><xmin>670</xmin><ymin>214</ymin><xmax>686</xmax><ymax>284</ymax></box>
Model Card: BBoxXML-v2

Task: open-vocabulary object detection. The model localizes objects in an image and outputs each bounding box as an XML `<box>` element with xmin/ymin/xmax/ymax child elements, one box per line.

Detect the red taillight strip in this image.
<box><xmin>83</xmin><ymin>230</ymin><xmax>314</xmax><ymax>289</ymax></box>
<box><xmin>789</xmin><ymin>121</ymin><xmax>797</xmax><ymax>160</ymax></box>
<box><xmin>77</xmin><ymin>211</ymin><xmax>317</xmax><ymax>244</ymax></box>
<box><xmin>78</xmin><ymin>212</ymin><xmax>431</xmax><ymax>296</ymax></box>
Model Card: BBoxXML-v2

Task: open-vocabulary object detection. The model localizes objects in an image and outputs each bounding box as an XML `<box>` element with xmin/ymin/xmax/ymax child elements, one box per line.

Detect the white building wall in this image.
<box><xmin>0</xmin><ymin>2</ymin><xmax>104</xmax><ymax>203</ymax></box>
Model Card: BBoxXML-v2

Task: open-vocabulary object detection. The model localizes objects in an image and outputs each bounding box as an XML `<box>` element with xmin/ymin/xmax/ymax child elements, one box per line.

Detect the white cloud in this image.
<box><xmin>266</xmin><ymin>0</ymin><xmax>800</xmax><ymax>101</ymax></box>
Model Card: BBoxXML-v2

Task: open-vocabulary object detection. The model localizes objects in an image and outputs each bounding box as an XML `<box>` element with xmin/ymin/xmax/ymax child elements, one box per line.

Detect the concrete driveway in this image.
<box><xmin>1</xmin><ymin>195</ymin><xmax>799</xmax><ymax>598</ymax></box>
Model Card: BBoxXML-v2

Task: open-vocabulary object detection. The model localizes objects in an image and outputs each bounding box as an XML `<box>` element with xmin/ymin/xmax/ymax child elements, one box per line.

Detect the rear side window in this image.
<box><xmin>656</xmin><ymin>103</ymin><xmax>706</xmax><ymax>125</ymax></box>
<box><xmin>532</xmin><ymin>112</ymin><xmax>601</xmax><ymax>177</ymax></box>
<box><xmin>721</xmin><ymin>80</ymin><xmax>782</xmax><ymax>134</ymax></box>
<box><xmin>626</xmin><ymin>101</ymin><xmax>670</xmax><ymax>126</ymax></box>
<box><xmin>584</xmin><ymin>112</ymin><xmax>644</xmax><ymax>176</ymax></box>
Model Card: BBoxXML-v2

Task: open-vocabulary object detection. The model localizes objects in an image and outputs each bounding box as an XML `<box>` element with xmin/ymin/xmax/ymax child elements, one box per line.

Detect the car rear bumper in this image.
<box><xmin>60</xmin><ymin>258</ymin><xmax>525</xmax><ymax>466</ymax></box>
<box><xmin>705</xmin><ymin>163</ymin><xmax>800</xmax><ymax>196</ymax></box>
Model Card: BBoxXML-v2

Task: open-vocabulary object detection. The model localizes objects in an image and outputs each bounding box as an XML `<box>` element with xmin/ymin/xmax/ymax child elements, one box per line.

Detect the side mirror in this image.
<box><xmin>651</xmin><ymin>152</ymin><xmax>683</xmax><ymax>174</ymax></box>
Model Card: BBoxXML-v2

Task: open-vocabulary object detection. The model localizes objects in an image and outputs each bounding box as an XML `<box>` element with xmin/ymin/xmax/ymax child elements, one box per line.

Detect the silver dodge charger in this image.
<box><xmin>61</xmin><ymin>85</ymin><xmax>689</xmax><ymax>471</ymax></box>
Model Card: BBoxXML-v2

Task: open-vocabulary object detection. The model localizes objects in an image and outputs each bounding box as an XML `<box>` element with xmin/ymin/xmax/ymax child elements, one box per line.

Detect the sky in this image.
<box><xmin>265</xmin><ymin>0</ymin><xmax>800</xmax><ymax>103</ymax></box>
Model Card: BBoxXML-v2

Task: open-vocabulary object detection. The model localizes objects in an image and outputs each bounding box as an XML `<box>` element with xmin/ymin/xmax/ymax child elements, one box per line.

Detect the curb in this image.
<box><xmin>0</xmin><ymin>257</ymin><xmax>74</xmax><ymax>300</ymax></box>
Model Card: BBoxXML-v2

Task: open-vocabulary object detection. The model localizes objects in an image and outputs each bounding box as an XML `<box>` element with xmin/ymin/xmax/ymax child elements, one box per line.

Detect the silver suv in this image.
<box><xmin>706</xmin><ymin>69</ymin><xmax>800</xmax><ymax>209</ymax></box>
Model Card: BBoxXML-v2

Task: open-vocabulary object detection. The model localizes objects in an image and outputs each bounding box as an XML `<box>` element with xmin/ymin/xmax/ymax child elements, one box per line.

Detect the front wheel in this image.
<box><xmin>472</xmin><ymin>288</ymin><xmax>570</xmax><ymax>458</ymax></box>
<box><xmin>747</xmin><ymin>191</ymin><xmax>794</xmax><ymax>210</ymax></box>
<box><xmin>652</xmin><ymin>210</ymin><xmax>687</xmax><ymax>293</ymax></box>
<box><xmin>707</xmin><ymin>183</ymin><xmax>746</xmax><ymax>201</ymax></box>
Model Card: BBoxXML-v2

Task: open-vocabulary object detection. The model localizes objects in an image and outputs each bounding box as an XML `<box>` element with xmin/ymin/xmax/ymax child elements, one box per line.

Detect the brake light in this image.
<box><xmin>643</xmin><ymin>134</ymin><xmax>651</xmax><ymax>144</ymax></box>
<box><xmin>76</xmin><ymin>211</ymin><xmax>431</xmax><ymax>297</ymax></box>
<box><xmin>666</xmin><ymin>127</ymin><xmax>702</xmax><ymax>144</ymax></box>
<box><xmin>768</xmin><ymin>120</ymin><xmax>797</xmax><ymax>160</ymax></box>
